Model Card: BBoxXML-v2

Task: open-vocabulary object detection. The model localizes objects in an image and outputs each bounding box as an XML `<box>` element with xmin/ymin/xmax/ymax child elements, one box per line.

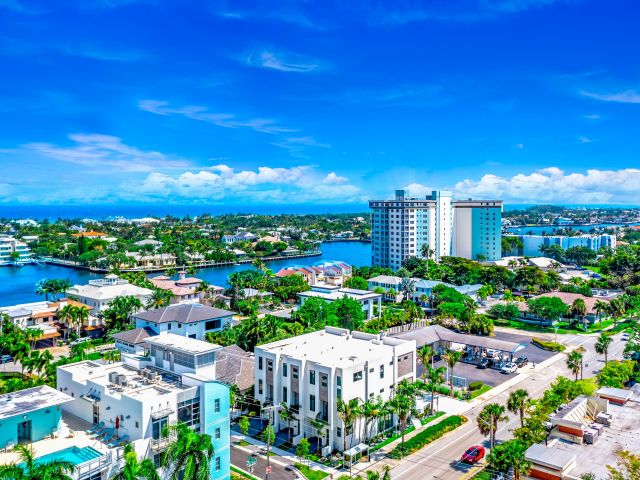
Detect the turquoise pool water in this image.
<box><xmin>35</xmin><ymin>446</ymin><xmax>103</xmax><ymax>465</ymax></box>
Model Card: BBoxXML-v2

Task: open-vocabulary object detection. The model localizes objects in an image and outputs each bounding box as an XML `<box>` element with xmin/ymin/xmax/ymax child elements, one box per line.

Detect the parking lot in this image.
<box><xmin>416</xmin><ymin>330</ymin><xmax>557</xmax><ymax>388</ymax></box>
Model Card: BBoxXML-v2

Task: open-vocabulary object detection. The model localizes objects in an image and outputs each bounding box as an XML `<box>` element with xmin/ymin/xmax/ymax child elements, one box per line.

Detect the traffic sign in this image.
<box><xmin>247</xmin><ymin>456</ymin><xmax>257</xmax><ymax>467</ymax></box>
<box><xmin>266</xmin><ymin>466</ymin><xmax>272</xmax><ymax>474</ymax></box>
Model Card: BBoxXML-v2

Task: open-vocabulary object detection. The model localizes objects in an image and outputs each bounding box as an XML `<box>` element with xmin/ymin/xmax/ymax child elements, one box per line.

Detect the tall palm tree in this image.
<box><xmin>507</xmin><ymin>389</ymin><xmax>530</xmax><ymax>428</ymax></box>
<box><xmin>336</xmin><ymin>398</ymin><xmax>360</xmax><ymax>456</ymax></box>
<box><xmin>0</xmin><ymin>444</ymin><xmax>75</xmax><ymax>480</ymax></box>
<box><xmin>388</xmin><ymin>393</ymin><xmax>415</xmax><ymax>456</ymax></box>
<box><xmin>595</xmin><ymin>333</ymin><xmax>613</xmax><ymax>364</ymax></box>
<box><xmin>477</xmin><ymin>403</ymin><xmax>508</xmax><ymax>449</ymax></box>
<box><xmin>426</xmin><ymin>366</ymin><xmax>446</xmax><ymax>415</ymax></box>
<box><xmin>443</xmin><ymin>350</ymin><xmax>463</xmax><ymax>397</ymax></box>
<box><xmin>111</xmin><ymin>444</ymin><xmax>160</xmax><ymax>480</ymax></box>
<box><xmin>594</xmin><ymin>300</ymin><xmax>609</xmax><ymax>325</ymax></box>
<box><xmin>146</xmin><ymin>289</ymin><xmax>173</xmax><ymax>310</ymax></box>
<box><xmin>420</xmin><ymin>244</ymin><xmax>434</xmax><ymax>275</ymax></box>
<box><xmin>566</xmin><ymin>351</ymin><xmax>583</xmax><ymax>380</ymax></box>
<box><xmin>74</xmin><ymin>306</ymin><xmax>90</xmax><ymax>339</ymax></box>
<box><xmin>609</xmin><ymin>297</ymin><xmax>626</xmax><ymax>328</ymax></box>
<box><xmin>417</xmin><ymin>345</ymin><xmax>434</xmax><ymax>384</ymax></box>
<box><xmin>570</xmin><ymin>298</ymin><xmax>588</xmax><ymax>330</ymax></box>
<box><xmin>57</xmin><ymin>304</ymin><xmax>77</xmax><ymax>340</ymax></box>
<box><xmin>279</xmin><ymin>402</ymin><xmax>297</xmax><ymax>443</ymax></box>
<box><xmin>162</xmin><ymin>422</ymin><xmax>214</xmax><ymax>480</ymax></box>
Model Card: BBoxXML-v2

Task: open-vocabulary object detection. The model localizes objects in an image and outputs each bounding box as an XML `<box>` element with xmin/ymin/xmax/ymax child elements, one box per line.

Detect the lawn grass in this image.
<box><xmin>421</xmin><ymin>411</ymin><xmax>445</xmax><ymax>425</ymax></box>
<box><xmin>237</xmin><ymin>440</ymin><xmax>251</xmax><ymax>446</ymax></box>
<box><xmin>294</xmin><ymin>463</ymin><xmax>329</xmax><ymax>480</ymax></box>
<box><xmin>468</xmin><ymin>384</ymin><xmax>492</xmax><ymax>400</ymax></box>
<box><xmin>370</xmin><ymin>412</ymin><xmax>444</xmax><ymax>452</ymax></box>
<box><xmin>231</xmin><ymin>466</ymin><xmax>260</xmax><ymax>480</ymax></box>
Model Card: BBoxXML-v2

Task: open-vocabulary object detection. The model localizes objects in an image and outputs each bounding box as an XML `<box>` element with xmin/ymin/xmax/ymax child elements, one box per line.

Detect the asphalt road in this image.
<box><xmin>231</xmin><ymin>442</ymin><xmax>296</xmax><ymax>480</ymax></box>
<box><xmin>390</xmin><ymin>330</ymin><xmax>628</xmax><ymax>480</ymax></box>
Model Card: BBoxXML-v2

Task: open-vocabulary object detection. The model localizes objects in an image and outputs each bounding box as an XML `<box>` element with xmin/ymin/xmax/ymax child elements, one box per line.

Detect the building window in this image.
<box><xmin>215</xmin><ymin>428</ymin><xmax>221</xmax><ymax>439</ymax></box>
<box><xmin>258</xmin><ymin>380</ymin><xmax>263</xmax><ymax>395</ymax></box>
<box><xmin>205</xmin><ymin>319</ymin><xmax>221</xmax><ymax>330</ymax></box>
<box><xmin>380</xmin><ymin>365</ymin><xmax>385</xmax><ymax>379</ymax></box>
<box><xmin>215</xmin><ymin>457</ymin><xmax>221</xmax><ymax>472</ymax></box>
<box><xmin>168</xmin><ymin>324</ymin><xmax>172</xmax><ymax>331</ymax></box>
<box><xmin>336</xmin><ymin>376</ymin><xmax>341</xmax><ymax>387</ymax></box>
<box><xmin>282</xmin><ymin>386</ymin><xmax>288</xmax><ymax>403</ymax></box>
<box><xmin>258</xmin><ymin>357</ymin><xmax>263</xmax><ymax>370</ymax></box>
<box><xmin>267</xmin><ymin>360</ymin><xmax>273</xmax><ymax>372</ymax></box>
<box><xmin>309</xmin><ymin>370</ymin><xmax>316</xmax><ymax>385</ymax></box>
<box><xmin>337</xmin><ymin>427</ymin><xmax>342</xmax><ymax>437</ymax></box>
<box><xmin>321</xmin><ymin>374</ymin><xmax>328</xmax><ymax>387</ymax></box>
<box><xmin>283</xmin><ymin>364</ymin><xmax>288</xmax><ymax>377</ymax></box>
<box><xmin>214</xmin><ymin>399</ymin><xmax>220</xmax><ymax>413</ymax></box>
<box><xmin>353</xmin><ymin>371</ymin><xmax>363</xmax><ymax>382</ymax></box>
<box><xmin>177</xmin><ymin>397</ymin><xmax>201</xmax><ymax>427</ymax></box>
<box><xmin>309</xmin><ymin>394</ymin><xmax>316</xmax><ymax>412</ymax></box>
<box><xmin>337</xmin><ymin>388</ymin><xmax>342</xmax><ymax>400</ymax></box>
<box><xmin>292</xmin><ymin>366</ymin><xmax>299</xmax><ymax>379</ymax></box>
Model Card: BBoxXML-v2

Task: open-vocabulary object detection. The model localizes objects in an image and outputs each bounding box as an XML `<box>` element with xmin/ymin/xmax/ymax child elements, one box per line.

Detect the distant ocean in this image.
<box><xmin>0</xmin><ymin>203</ymin><xmax>637</xmax><ymax>221</ymax></box>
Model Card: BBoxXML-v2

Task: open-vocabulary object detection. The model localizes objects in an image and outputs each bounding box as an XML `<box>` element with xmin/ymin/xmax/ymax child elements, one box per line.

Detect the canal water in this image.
<box><xmin>0</xmin><ymin>241</ymin><xmax>372</xmax><ymax>306</ymax></box>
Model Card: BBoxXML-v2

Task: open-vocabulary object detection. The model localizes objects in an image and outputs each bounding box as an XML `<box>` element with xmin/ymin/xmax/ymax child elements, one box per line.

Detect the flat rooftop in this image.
<box><xmin>393</xmin><ymin>325</ymin><xmax>524</xmax><ymax>353</ymax></box>
<box><xmin>0</xmin><ymin>385</ymin><xmax>73</xmax><ymax>421</ymax></box>
<box><xmin>256</xmin><ymin>327</ymin><xmax>413</xmax><ymax>368</ymax></box>
<box><xmin>298</xmin><ymin>288</ymin><xmax>381</xmax><ymax>301</ymax></box>
<box><xmin>146</xmin><ymin>333</ymin><xmax>220</xmax><ymax>353</ymax></box>
<box><xmin>528</xmin><ymin>400</ymin><xmax>640</xmax><ymax>480</ymax></box>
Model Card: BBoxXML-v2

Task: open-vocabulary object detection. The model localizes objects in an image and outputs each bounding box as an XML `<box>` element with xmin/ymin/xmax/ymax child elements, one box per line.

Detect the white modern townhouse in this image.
<box><xmin>254</xmin><ymin>327</ymin><xmax>416</xmax><ymax>455</ymax></box>
<box><xmin>66</xmin><ymin>274</ymin><xmax>153</xmax><ymax>312</ymax></box>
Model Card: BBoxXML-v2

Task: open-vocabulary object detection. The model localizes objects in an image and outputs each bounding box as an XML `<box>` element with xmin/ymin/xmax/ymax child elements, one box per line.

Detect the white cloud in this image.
<box><xmin>582</xmin><ymin>114</ymin><xmax>601</xmax><ymax>120</ymax></box>
<box><xmin>139</xmin><ymin>100</ymin><xmax>295</xmax><ymax>134</ymax></box>
<box><xmin>271</xmin><ymin>136</ymin><xmax>330</xmax><ymax>157</ymax></box>
<box><xmin>515</xmin><ymin>143</ymin><xmax>525</xmax><ymax>149</ymax></box>
<box><xmin>245</xmin><ymin>50</ymin><xmax>324</xmax><ymax>73</ymax></box>
<box><xmin>19</xmin><ymin>133</ymin><xmax>189</xmax><ymax>172</ymax></box>
<box><xmin>580</xmin><ymin>89</ymin><xmax>640</xmax><ymax>104</ymax></box>
<box><xmin>128</xmin><ymin>164</ymin><xmax>362</xmax><ymax>203</ymax></box>
<box><xmin>448</xmin><ymin>167</ymin><xmax>640</xmax><ymax>203</ymax></box>
<box><xmin>578</xmin><ymin>136</ymin><xmax>595</xmax><ymax>144</ymax></box>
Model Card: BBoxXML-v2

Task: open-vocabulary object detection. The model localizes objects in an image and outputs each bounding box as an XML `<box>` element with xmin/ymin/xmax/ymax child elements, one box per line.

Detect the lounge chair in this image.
<box><xmin>101</xmin><ymin>429</ymin><xmax>116</xmax><ymax>443</ymax></box>
<box><xmin>90</xmin><ymin>426</ymin><xmax>108</xmax><ymax>438</ymax></box>
<box><xmin>86</xmin><ymin>422</ymin><xmax>104</xmax><ymax>434</ymax></box>
<box><xmin>109</xmin><ymin>435</ymin><xmax>129</xmax><ymax>447</ymax></box>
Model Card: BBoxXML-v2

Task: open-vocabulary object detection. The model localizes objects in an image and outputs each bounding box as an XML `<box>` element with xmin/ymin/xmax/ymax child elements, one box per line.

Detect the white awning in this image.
<box><xmin>344</xmin><ymin>443</ymin><xmax>369</xmax><ymax>457</ymax></box>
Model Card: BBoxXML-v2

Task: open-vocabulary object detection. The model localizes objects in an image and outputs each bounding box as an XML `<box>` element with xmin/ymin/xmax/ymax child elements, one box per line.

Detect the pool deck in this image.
<box><xmin>0</xmin><ymin>411</ymin><xmax>114</xmax><ymax>465</ymax></box>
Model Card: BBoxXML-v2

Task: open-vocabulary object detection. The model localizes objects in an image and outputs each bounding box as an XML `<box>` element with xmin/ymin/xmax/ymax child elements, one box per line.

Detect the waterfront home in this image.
<box><xmin>149</xmin><ymin>271</ymin><xmax>214</xmax><ymax>304</ymax></box>
<box><xmin>132</xmin><ymin>238</ymin><xmax>163</xmax><ymax>248</ymax></box>
<box><xmin>57</xmin><ymin>333</ymin><xmax>231</xmax><ymax>480</ymax></box>
<box><xmin>254</xmin><ymin>327</ymin><xmax>416</xmax><ymax>453</ymax></box>
<box><xmin>222</xmin><ymin>231</ymin><xmax>258</xmax><ymax>244</ymax></box>
<box><xmin>0</xmin><ymin>235</ymin><xmax>33</xmax><ymax>265</ymax></box>
<box><xmin>129</xmin><ymin>252</ymin><xmax>177</xmax><ymax>269</ymax></box>
<box><xmin>276</xmin><ymin>260</ymin><xmax>352</xmax><ymax>287</ymax></box>
<box><xmin>70</xmin><ymin>231</ymin><xmax>107</xmax><ymax>238</ymax></box>
<box><xmin>133</xmin><ymin>303</ymin><xmax>235</xmax><ymax>340</ymax></box>
<box><xmin>66</xmin><ymin>274</ymin><xmax>153</xmax><ymax>312</ymax></box>
<box><xmin>298</xmin><ymin>286</ymin><xmax>382</xmax><ymax>320</ymax></box>
<box><xmin>506</xmin><ymin>292</ymin><xmax>611</xmax><ymax>326</ymax></box>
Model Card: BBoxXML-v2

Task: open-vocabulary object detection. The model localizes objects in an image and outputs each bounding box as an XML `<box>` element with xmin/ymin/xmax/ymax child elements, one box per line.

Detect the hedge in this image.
<box><xmin>468</xmin><ymin>381</ymin><xmax>483</xmax><ymax>391</ymax></box>
<box><xmin>532</xmin><ymin>337</ymin><xmax>566</xmax><ymax>352</ymax></box>
<box><xmin>389</xmin><ymin>415</ymin><xmax>467</xmax><ymax>458</ymax></box>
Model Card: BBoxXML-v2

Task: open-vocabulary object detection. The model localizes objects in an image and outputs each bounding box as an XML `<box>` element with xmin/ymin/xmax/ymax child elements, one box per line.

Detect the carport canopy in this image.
<box><xmin>393</xmin><ymin>325</ymin><xmax>524</xmax><ymax>354</ymax></box>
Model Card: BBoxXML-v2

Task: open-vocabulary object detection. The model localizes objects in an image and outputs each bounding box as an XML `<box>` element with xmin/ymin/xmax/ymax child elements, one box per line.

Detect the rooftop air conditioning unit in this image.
<box><xmin>109</xmin><ymin>372</ymin><xmax>119</xmax><ymax>384</ymax></box>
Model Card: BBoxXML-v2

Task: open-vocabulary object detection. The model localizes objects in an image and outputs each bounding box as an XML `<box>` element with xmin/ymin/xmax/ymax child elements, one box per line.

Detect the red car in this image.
<box><xmin>461</xmin><ymin>445</ymin><xmax>485</xmax><ymax>464</ymax></box>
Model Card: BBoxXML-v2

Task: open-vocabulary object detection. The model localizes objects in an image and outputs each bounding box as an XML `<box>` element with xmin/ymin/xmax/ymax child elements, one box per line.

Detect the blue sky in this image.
<box><xmin>1</xmin><ymin>0</ymin><xmax>639</xmax><ymax>205</ymax></box>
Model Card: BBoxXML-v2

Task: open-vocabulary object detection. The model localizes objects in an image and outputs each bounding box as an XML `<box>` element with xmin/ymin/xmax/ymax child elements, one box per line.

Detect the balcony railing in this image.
<box><xmin>75</xmin><ymin>452</ymin><xmax>112</xmax><ymax>479</ymax></box>
<box><xmin>151</xmin><ymin>433</ymin><xmax>176</xmax><ymax>451</ymax></box>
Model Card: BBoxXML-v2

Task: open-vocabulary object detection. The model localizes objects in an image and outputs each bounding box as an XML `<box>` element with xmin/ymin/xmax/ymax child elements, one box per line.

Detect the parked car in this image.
<box><xmin>477</xmin><ymin>358</ymin><xmax>490</xmax><ymax>369</ymax></box>
<box><xmin>501</xmin><ymin>362</ymin><xmax>518</xmax><ymax>374</ymax></box>
<box><xmin>461</xmin><ymin>445</ymin><xmax>485</xmax><ymax>464</ymax></box>
<box><xmin>515</xmin><ymin>356</ymin><xmax>528</xmax><ymax>367</ymax></box>
<box><xmin>621</xmin><ymin>333</ymin><xmax>630</xmax><ymax>341</ymax></box>
<box><xmin>0</xmin><ymin>355</ymin><xmax>13</xmax><ymax>364</ymax></box>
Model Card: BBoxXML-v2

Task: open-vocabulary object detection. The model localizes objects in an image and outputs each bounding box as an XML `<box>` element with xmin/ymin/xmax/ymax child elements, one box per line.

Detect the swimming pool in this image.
<box><xmin>35</xmin><ymin>446</ymin><xmax>103</xmax><ymax>465</ymax></box>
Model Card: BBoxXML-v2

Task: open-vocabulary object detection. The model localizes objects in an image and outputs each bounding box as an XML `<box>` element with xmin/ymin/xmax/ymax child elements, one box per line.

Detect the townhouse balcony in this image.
<box><xmin>151</xmin><ymin>433</ymin><xmax>176</xmax><ymax>451</ymax></box>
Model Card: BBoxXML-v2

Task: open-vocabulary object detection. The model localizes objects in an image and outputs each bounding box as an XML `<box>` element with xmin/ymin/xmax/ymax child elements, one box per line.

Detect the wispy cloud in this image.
<box><xmin>0</xmin><ymin>0</ymin><xmax>42</xmax><ymax>14</ymax></box>
<box><xmin>214</xmin><ymin>1</ymin><xmax>332</xmax><ymax>30</ymax></box>
<box><xmin>580</xmin><ymin>89</ymin><xmax>640</xmax><ymax>104</ymax></box>
<box><xmin>578</xmin><ymin>136</ymin><xmax>595</xmax><ymax>144</ymax></box>
<box><xmin>59</xmin><ymin>45</ymin><xmax>149</xmax><ymax>62</ymax></box>
<box><xmin>336</xmin><ymin>83</ymin><xmax>453</xmax><ymax>107</ymax></box>
<box><xmin>271</xmin><ymin>136</ymin><xmax>330</xmax><ymax>157</ymax></box>
<box><xmin>139</xmin><ymin>100</ymin><xmax>296</xmax><ymax>134</ymax></box>
<box><xmin>244</xmin><ymin>50</ymin><xmax>325</xmax><ymax>73</ymax></box>
<box><xmin>17</xmin><ymin>133</ymin><xmax>190</xmax><ymax>172</ymax></box>
<box><xmin>582</xmin><ymin>113</ymin><xmax>602</xmax><ymax>120</ymax></box>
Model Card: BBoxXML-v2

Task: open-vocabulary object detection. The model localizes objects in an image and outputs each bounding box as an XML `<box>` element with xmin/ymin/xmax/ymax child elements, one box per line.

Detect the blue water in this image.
<box><xmin>0</xmin><ymin>241</ymin><xmax>372</xmax><ymax>306</ymax></box>
<box><xmin>35</xmin><ymin>446</ymin><xmax>102</xmax><ymax>465</ymax></box>
<box><xmin>506</xmin><ymin>222</ymin><xmax>640</xmax><ymax>235</ymax></box>
<box><xmin>0</xmin><ymin>204</ymin><xmax>369</xmax><ymax>221</ymax></box>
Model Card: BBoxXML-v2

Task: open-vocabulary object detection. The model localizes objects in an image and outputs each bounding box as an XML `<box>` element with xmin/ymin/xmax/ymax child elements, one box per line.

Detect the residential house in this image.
<box><xmin>297</xmin><ymin>287</ymin><xmax>382</xmax><ymax>320</ymax></box>
<box><xmin>66</xmin><ymin>274</ymin><xmax>153</xmax><ymax>312</ymax></box>
<box><xmin>133</xmin><ymin>303</ymin><xmax>235</xmax><ymax>340</ymax></box>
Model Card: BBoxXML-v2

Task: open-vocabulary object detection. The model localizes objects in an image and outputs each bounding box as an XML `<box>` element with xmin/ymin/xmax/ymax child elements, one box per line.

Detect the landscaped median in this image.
<box><xmin>531</xmin><ymin>337</ymin><xmax>566</xmax><ymax>352</ymax></box>
<box><xmin>388</xmin><ymin>415</ymin><xmax>467</xmax><ymax>458</ymax></box>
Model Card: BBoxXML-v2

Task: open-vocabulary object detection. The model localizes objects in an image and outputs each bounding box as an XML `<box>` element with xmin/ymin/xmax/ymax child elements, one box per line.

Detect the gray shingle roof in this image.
<box><xmin>113</xmin><ymin>327</ymin><xmax>156</xmax><ymax>345</ymax></box>
<box><xmin>214</xmin><ymin>345</ymin><xmax>255</xmax><ymax>392</ymax></box>
<box><xmin>134</xmin><ymin>303</ymin><xmax>235</xmax><ymax>324</ymax></box>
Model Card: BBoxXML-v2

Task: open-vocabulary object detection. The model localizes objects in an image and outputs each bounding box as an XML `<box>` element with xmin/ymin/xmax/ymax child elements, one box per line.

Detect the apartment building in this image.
<box><xmin>0</xmin><ymin>235</ymin><xmax>33</xmax><ymax>265</ymax></box>
<box><xmin>254</xmin><ymin>327</ymin><xmax>416</xmax><ymax>454</ymax></box>
<box><xmin>57</xmin><ymin>333</ymin><xmax>230</xmax><ymax>479</ymax></box>
<box><xmin>66</xmin><ymin>274</ymin><xmax>153</xmax><ymax>312</ymax></box>
<box><xmin>369</xmin><ymin>189</ymin><xmax>502</xmax><ymax>269</ymax></box>
<box><xmin>452</xmin><ymin>200</ymin><xmax>503</xmax><ymax>261</ymax></box>
<box><xmin>504</xmin><ymin>234</ymin><xmax>617</xmax><ymax>257</ymax></box>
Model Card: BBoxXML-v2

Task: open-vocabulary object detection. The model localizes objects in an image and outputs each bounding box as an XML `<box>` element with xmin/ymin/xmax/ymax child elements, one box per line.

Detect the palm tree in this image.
<box><xmin>420</xmin><ymin>244</ymin><xmax>434</xmax><ymax>274</ymax></box>
<box><xmin>594</xmin><ymin>300</ymin><xmax>609</xmax><ymax>326</ymax></box>
<box><xmin>609</xmin><ymin>297</ymin><xmax>626</xmax><ymax>328</ymax></box>
<box><xmin>566</xmin><ymin>351</ymin><xmax>583</xmax><ymax>380</ymax></box>
<box><xmin>426</xmin><ymin>365</ymin><xmax>446</xmax><ymax>415</ymax></box>
<box><xmin>443</xmin><ymin>350</ymin><xmax>463</xmax><ymax>397</ymax></box>
<box><xmin>570</xmin><ymin>298</ymin><xmax>588</xmax><ymax>330</ymax></box>
<box><xmin>336</xmin><ymin>398</ymin><xmax>360</xmax><ymax>456</ymax></box>
<box><xmin>111</xmin><ymin>443</ymin><xmax>160</xmax><ymax>480</ymax></box>
<box><xmin>279</xmin><ymin>402</ymin><xmax>297</xmax><ymax>443</ymax></box>
<box><xmin>595</xmin><ymin>333</ymin><xmax>613</xmax><ymax>364</ymax></box>
<box><xmin>146</xmin><ymin>289</ymin><xmax>173</xmax><ymax>310</ymax></box>
<box><xmin>309</xmin><ymin>414</ymin><xmax>328</xmax><ymax>455</ymax></box>
<box><xmin>162</xmin><ymin>422</ymin><xmax>214</xmax><ymax>480</ymax></box>
<box><xmin>57</xmin><ymin>304</ymin><xmax>77</xmax><ymax>340</ymax></box>
<box><xmin>388</xmin><ymin>393</ymin><xmax>415</xmax><ymax>456</ymax></box>
<box><xmin>0</xmin><ymin>444</ymin><xmax>75</xmax><ymax>480</ymax></box>
<box><xmin>417</xmin><ymin>345</ymin><xmax>434</xmax><ymax>384</ymax></box>
<box><xmin>477</xmin><ymin>403</ymin><xmax>508</xmax><ymax>449</ymax></box>
<box><xmin>74</xmin><ymin>306</ymin><xmax>90</xmax><ymax>339</ymax></box>
<box><xmin>507</xmin><ymin>389</ymin><xmax>530</xmax><ymax>428</ymax></box>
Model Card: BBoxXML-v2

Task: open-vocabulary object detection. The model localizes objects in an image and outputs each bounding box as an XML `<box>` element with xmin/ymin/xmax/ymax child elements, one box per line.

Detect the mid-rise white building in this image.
<box><xmin>297</xmin><ymin>287</ymin><xmax>382</xmax><ymax>320</ymax></box>
<box><xmin>66</xmin><ymin>274</ymin><xmax>153</xmax><ymax>312</ymax></box>
<box><xmin>0</xmin><ymin>235</ymin><xmax>33</xmax><ymax>265</ymax></box>
<box><xmin>254</xmin><ymin>327</ymin><xmax>416</xmax><ymax>453</ymax></box>
<box><xmin>369</xmin><ymin>189</ymin><xmax>503</xmax><ymax>270</ymax></box>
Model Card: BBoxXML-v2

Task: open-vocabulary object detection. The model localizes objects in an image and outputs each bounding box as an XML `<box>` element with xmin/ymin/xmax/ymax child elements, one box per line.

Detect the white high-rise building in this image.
<box><xmin>369</xmin><ymin>190</ymin><xmax>502</xmax><ymax>269</ymax></box>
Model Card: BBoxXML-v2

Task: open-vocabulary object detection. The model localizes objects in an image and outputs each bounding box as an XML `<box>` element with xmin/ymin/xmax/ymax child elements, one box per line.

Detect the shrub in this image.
<box><xmin>389</xmin><ymin>415</ymin><xmax>467</xmax><ymax>458</ymax></box>
<box><xmin>532</xmin><ymin>337</ymin><xmax>566</xmax><ymax>352</ymax></box>
<box><xmin>468</xmin><ymin>381</ymin><xmax>484</xmax><ymax>391</ymax></box>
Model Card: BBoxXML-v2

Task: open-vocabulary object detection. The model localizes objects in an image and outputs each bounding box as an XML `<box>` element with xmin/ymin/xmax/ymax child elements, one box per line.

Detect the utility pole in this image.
<box><xmin>262</xmin><ymin>404</ymin><xmax>279</xmax><ymax>480</ymax></box>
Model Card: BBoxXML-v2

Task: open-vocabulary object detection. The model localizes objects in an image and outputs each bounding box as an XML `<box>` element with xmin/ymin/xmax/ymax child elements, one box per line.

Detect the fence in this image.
<box><xmin>385</xmin><ymin>320</ymin><xmax>429</xmax><ymax>335</ymax></box>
